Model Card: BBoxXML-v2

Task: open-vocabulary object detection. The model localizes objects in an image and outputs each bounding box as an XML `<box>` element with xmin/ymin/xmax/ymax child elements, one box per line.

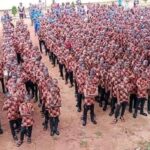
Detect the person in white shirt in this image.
<box><xmin>18</xmin><ymin>3</ymin><xmax>25</xmax><ymax>19</ymax></box>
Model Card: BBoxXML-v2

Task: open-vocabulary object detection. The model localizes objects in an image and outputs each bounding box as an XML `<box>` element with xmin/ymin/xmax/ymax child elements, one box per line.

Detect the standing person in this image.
<box><xmin>75</xmin><ymin>64</ymin><xmax>87</xmax><ymax>112</ymax></box>
<box><xmin>0</xmin><ymin>61</ymin><xmax>5</xmax><ymax>93</ymax></box>
<box><xmin>17</xmin><ymin>95</ymin><xmax>34</xmax><ymax>147</ymax></box>
<box><xmin>133</xmin><ymin>72</ymin><xmax>149</xmax><ymax>118</ymax></box>
<box><xmin>49</xmin><ymin>79</ymin><xmax>61</xmax><ymax>136</ymax></box>
<box><xmin>49</xmin><ymin>106</ymin><xmax>60</xmax><ymax>136</ymax></box>
<box><xmin>0</xmin><ymin>119</ymin><xmax>3</xmax><ymax>134</ymax></box>
<box><xmin>2</xmin><ymin>93</ymin><xmax>20</xmax><ymax>141</ymax></box>
<box><xmin>82</xmin><ymin>74</ymin><xmax>98</xmax><ymax>126</ymax></box>
<box><xmin>1</xmin><ymin>11</ymin><xmax>12</xmax><ymax>23</ymax></box>
<box><xmin>18</xmin><ymin>3</ymin><xmax>25</xmax><ymax>19</ymax></box>
<box><xmin>113</xmin><ymin>77</ymin><xmax>130</xmax><ymax>123</ymax></box>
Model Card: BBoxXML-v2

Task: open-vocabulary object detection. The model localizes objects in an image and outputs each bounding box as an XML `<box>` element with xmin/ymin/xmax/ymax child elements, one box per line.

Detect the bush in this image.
<box><xmin>12</xmin><ymin>6</ymin><xmax>17</xmax><ymax>16</ymax></box>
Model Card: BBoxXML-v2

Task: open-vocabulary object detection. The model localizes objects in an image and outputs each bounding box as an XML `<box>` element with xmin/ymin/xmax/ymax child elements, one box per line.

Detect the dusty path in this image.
<box><xmin>0</xmin><ymin>19</ymin><xmax>150</xmax><ymax>150</ymax></box>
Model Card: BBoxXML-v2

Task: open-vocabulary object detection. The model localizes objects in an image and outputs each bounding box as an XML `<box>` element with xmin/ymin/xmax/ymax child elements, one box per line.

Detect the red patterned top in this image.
<box><xmin>117</xmin><ymin>82</ymin><xmax>130</xmax><ymax>103</ymax></box>
<box><xmin>136</xmin><ymin>77</ymin><xmax>149</xmax><ymax>98</ymax></box>
<box><xmin>0</xmin><ymin>61</ymin><xmax>3</xmax><ymax>79</ymax></box>
<box><xmin>19</xmin><ymin>102</ymin><xmax>34</xmax><ymax>127</ymax></box>
<box><xmin>3</xmin><ymin>98</ymin><xmax>20</xmax><ymax>121</ymax></box>
<box><xmin>49</xmin><ymin>107</ymin><xmax>60</xmax><ymax>117</ymax></box>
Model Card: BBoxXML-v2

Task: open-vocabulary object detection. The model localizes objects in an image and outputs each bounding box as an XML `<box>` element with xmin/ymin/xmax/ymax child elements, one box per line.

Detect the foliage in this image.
<box><xmin>12</xmin><ymin>6</ymin><xmax>17</xmax><ymax>16</ymax></box>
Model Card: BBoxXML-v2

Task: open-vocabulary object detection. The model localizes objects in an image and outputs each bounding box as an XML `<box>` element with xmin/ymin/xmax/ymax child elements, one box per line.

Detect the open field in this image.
<box><xmin>0</xmin><ymin>18</ymin><xmax>150</xmax><ymax>150</ymax></box>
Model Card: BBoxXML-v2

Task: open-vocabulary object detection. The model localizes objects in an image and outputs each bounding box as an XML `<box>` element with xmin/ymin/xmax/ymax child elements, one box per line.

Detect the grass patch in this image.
<box><xmin>52</xmin><ymin>136</ymin><xmax>58</xmax><ymax>141</ymax></box>
<box><xmin>137</xmin><ymin>141</ymin><xmax>150</xmax><ymax>150</ymax></box>
<box><xmin>80</xmin><ymin>140</ymin><xmax>88</xmax><ymax>148</ymax></box>
<box><xmin>94</xmin><ymin>131</ymin><xmax>102</xmax><ymax>138</ymax></box>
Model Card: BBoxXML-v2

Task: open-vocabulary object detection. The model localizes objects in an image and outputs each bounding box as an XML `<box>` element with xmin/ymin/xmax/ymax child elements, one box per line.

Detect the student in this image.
<box><xmin>17</xmin><ymin>95</ymin><xmax>34</xmax><ymax>146</ymax></box>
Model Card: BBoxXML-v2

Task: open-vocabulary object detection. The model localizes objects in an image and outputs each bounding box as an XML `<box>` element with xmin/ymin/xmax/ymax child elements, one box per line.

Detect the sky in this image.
<box><xmin>0</xmin><ymin>0</ymin><xmax>52</xmax><ymax>10</ymax></box>
<box><xmin>0</xmin><ymin>0</ymin><xmax>111</xmax><ymax>10</ymax></box>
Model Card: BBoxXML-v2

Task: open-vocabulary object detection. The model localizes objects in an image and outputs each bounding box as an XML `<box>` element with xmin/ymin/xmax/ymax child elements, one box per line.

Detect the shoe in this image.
<box><xmin>140</xmin><ymin>112</ymin><xmax>147</xmax><ymax>116</ymax></box>
<box><xmin>133</xmin><ymin>113</ymin><xmax>137</xmax><ymax>118</ymax></box>
<box><xmin>129</xmin><ymin>109</ymin><xmax>132</xmax><ymax>113</ymax></box>
<box><xmin>16</xmin><ymin>141</ymin><xmax>23</xmax><ymax>147</ymax></box>
<box><xmin>55</xmin><ymin>130</ymin><xmax>60</xmax><ymax>135</ymax></box>
<box><xmin>50</xmin><ymin>131</ymin><xmax>54</xmax><ymax>136</ymax></box>
<box><xmin>0</xmin><ymin>129</ymin><xmax>3</xmax><ymax>134</ymax></box>
<box><xmin>43</xmin><ymin>126</ymin><xmax>48</xmax><ymax>131</ymax></box>
<box><xmin>112</xmin><ymin>119</ymin><xmax>118</xmax><ymax>124</ymax></box>
<box><xmin>99</xmin><ymin>103</ymin><xmax>102</xmax><ymax>107</ymax></box>
<box><xmin>15</xmin><ymin>129</ymin><xmax>20</xmax><ymax>134</ymax></box>
<box><xmin>120</xmin><ymin>116</ymin><xmax>125</xmax><ymax>122</ymax></box>
<box><xmin>103</xmin><ymin>106</ymin><xmax>107</xmax><ymax>111</ymax></box>
<box><xmin>82</xmin><ymin>120</ymin><xmax>86</xmax><ymax>126</ymax></box>
<box><xmin>13</xmin><ymin>135</ymin><xmax>18</xmax><ymax>141</ymax></box>
<box><xmin>34</xmin><ymin>100</ymin><xmax>37</xmax><ymax>103</ymax></box>
<box><xmin>109</xmin><ymin>111</ymin><xmax>114</xmax><ymax>116</ymax></box>
<box><xmin>91</xmin><ymin>119</ymin><xmax>97</xmax><ymax>124</ymax></box>
<box><xmin>27</xmin><ymin>138</ymin><xmax>31</xmax><ymax>144</ymax></box>
<box><xmin>77</xmin><ymin>108</ymin><xmax>81</xmax><ymax>112</ymax></box>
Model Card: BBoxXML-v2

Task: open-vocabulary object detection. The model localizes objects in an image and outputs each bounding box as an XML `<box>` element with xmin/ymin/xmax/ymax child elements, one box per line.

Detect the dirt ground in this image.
<box><xmin>0</xmin><ymin>19</ymin><xmax>150</xmax><ymax>150</ymax></box>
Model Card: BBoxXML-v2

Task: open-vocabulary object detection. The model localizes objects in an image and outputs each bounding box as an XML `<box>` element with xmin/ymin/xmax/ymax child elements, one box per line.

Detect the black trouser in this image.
<box><xmin>39</xmin><ymin>40</ymin><xmax>45</xmax><ymax>53</ymax></box>
<box><xmin>41</xmin><ymin>103</ymin><xmax>45</xmax><ymax>114</ymax></box>
<box><xmin>19</xmin><ymin>14</ymin><xmax>24</xmax><ymax>19</ymax></box>
<box><xmin>65</xmin><ymin>68</ymin><xmax>69</xmax><ymax>83</ymax></box>
<box><xmin>115</xmin><ymin>101</ymin><xmax>128</xmax><ymax>119</ymax></box>
<box><xmin>104</xmin><ymin>91</ymin><xmax>110</xmax><ymax>109</ymax></box>
<box><xmin>16</xmin><ymin>118</ymin><xmax>22</xmax><ymax>131</ymax></box>
<box><xmin>0</xmin><ymin>78</ymin><xmax>5</xmax><ymax>93</ymax></box>
<box><xmin>25</xmin><ymin>80</ymin><xmax>35</xmax><ymax>97</ymax></box>
<box><xmin>0</xmin><ymin>120</ymin><xmax>2</xmax><ymax>129</ymax></box>
<box><xmin>49</xmin><ymin>117</ymin><xmax>59</xmax><ymax>133</ymax></box>
<box><xmin>20</xmin><ymin>126</ymin><xmax>33</xmax><ymax>141</ymax></box>
<box><xmin>148</xmin><ymin>96</ymin><xmax>150</xmax><ymax>112</ymax></box>
<box><xmin>68</xmin><ymin>71</ymin><xmax>74</xmax><ymax>86</ymax></box>
<box><xmin>48</xmin><ymin>50</ymin><xmax>53</xmax><ymax>61</ymax></box>
<box><xmin>44</xmin><ymin>110</ymin><xmax>49</xmax><ymax>129</ymax></box>
<box><xmin>110</xmin><ymin>96</ymin><xmax>117</xmax><ymax>113</ymax></box>
<box><xmin>129</xmin><ymin>94</ymin><xmax>137</xmax><ymax>112</ymax></box>
<box><xmin>134</xmin><ymin>97</ymin><xmax>146</xmax><ymax>115</ymax></box>
<box><xmin>9</xmin><ymin>120</ymin><xmax>17</xmax><ymax>137</ymax></box>
<box><xmin>52</xmin><ymin>53</ymin><xmax>57</xmax><ymax>67</ymax></box>
<box><xmin>0</xmin><ymin>120</ymin><xmax>2</xmax><ymax>131</ymax></box>
<box><xmin>34</xmin><ymin>83</ymin><xmax>38</xmax><ymax>102</ymax></box>
<box><xmin>17</xmin><ymin>53</ymin><xmax>22</xmax><ymax>64</ymax></box>
<box><xmin>74</xmin><ymin>80</ymin><xmax>78</xmax><ymax>95</ymax></box>
<box><xmin>99</xmin><ymin>87</ymin><xmax>105</xmax><ymax>106</ymax></box>
<box><xmin>59</xmin><ymin>63</ymin><xmax>64</xmax><ymax>78</ymax></box>
<box><xmin>45</xmin><ymin>47</ymin><xmax>49</xmax><ymax>55</ymax></box>
<box><xmin>77</xmin><ymin>93</ymin><xmax>83</xmax><ymax>110</ymax></box>
<box><xmin>83</xmin><ymin>104</ymin><xmax>95</xmax><ymax>123</ymax></box>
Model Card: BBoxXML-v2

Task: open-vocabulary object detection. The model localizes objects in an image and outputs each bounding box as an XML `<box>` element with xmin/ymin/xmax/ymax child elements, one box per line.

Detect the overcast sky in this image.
<box><xmin>0</xmin><ymin>0</ymin><xmax>52</xmax><ymax>10</ymax></box>
<box><xmin>0</xmin><ymin>0</ymin><xmax>112</xmax><ymax>10</ymax></box>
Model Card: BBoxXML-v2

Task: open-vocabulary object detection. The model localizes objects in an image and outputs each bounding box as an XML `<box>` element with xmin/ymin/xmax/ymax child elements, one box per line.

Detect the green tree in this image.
<box><xmin>143</xmin><ymin>0</ymin><xmax>148</xmax><ymax>3</ymax></box>
<box><xmin>12</xmin><ymin>6</ymin><xmax>17</xmax><ymax>16</ymax></box>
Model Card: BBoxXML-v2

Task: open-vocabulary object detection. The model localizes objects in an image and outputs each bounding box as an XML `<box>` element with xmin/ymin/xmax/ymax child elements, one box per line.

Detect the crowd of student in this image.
<box><xmin>38</xmin><ymin>3</ymin><xmax>150</xmax><ymax>125</ymax></box>
<box><xmin>0</xmin><ymin>1</ymin><xmax>150</xmax><ymax>147</ymax></box>
<box><xmin>0</xmin><ymin>18</ymin><xmax>61</xmax><ymax>146</ymax></box>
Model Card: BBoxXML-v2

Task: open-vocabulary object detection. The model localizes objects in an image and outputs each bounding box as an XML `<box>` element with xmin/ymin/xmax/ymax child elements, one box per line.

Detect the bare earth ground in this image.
<box><xmin>0</xmin><ymin>19</ymin><xmax>150</xmax><ymax>150</ymax></box>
